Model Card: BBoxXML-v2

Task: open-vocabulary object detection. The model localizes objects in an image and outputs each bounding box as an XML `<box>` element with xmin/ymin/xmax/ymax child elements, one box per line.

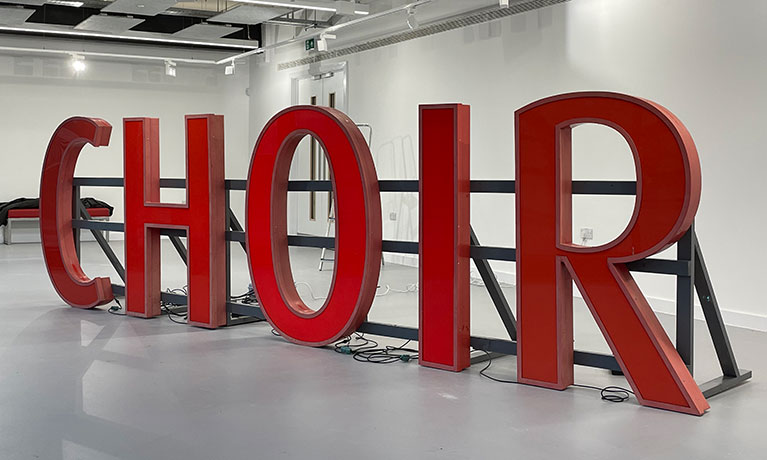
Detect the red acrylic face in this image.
<box><xmin>418</xmin><ymin>104</ymin><xmax>471</xmax><ymax>371</ymax></box>
<box><xmin>245</xmin><ymin>106</ymin><xmax>382</xmax><ymax>346</ymax></box>
<box><xmin>39</xmin><ymin>117</ymin><xmax>114</xmax><ymax>308</ymax></box>
<box><xmin>123</xmin><ymin>115</ymin><xmax>227</xmax><ymax>328</ymax></box>
<box><xmin>515</xmin><ymin>92</ymin><xmax>708</xmax><ymax>415</ymax></box>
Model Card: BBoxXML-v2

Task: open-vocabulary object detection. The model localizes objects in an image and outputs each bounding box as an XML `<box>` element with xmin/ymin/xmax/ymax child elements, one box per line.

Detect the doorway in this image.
<box><xmin>289</xmin><ymin>66</ymin><xmax>347</xmax><ymax>236</ymax></box>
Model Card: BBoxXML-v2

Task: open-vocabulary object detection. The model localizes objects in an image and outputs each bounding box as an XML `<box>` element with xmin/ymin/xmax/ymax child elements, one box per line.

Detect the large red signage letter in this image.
<box><xmin>124</xmin><ymin>115</ymin><xmax>226</xmax><ymax>328</ymax></box>
<box><xmin>246</xmin><ymin>106</ymin><xmax>381</xmax><ymax>346</ymax></box>
<box><xmin>40</xmin><ymin>117</ymin><xmax>114</xmax><ymax>308</ymax></box>
<box><xmin>516</xmin><ymin>92</ymin><xmax>708</xmax><ymax>415</ymax></box>
<box><xmin>419</xmin><ymin>104</ymin><xmax>471</xmax><ymax>371</ymax></box>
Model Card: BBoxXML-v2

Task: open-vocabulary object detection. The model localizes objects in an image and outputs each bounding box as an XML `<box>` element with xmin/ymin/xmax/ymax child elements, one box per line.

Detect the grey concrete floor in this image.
<box><xmin>0</xmin><ymin>241</ymin><xmax>765</xmax><ymax>460</ymax></box>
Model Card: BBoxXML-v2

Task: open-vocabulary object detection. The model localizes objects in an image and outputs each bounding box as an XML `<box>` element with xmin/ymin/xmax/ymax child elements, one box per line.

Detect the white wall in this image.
<box><xmin>0</xmin><ymin>46</ymin><xmax>251</xmax><ymax>237</ymax></box>
<box><xmin>248</xmin><ymin>0</ymin><xmax>767</xmax><ymax>330</ymax></box>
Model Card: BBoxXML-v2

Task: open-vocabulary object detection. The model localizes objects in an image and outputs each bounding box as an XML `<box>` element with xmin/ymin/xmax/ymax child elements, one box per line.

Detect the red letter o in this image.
<box><xmin>246</xmin><ymin>106</ymin><xmax>381</xmax><ymax>346</ymax></box>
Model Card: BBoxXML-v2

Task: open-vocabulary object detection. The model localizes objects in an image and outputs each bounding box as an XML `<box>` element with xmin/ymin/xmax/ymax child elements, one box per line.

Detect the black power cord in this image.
<box><xmin>477</xmin><ymin>349</ymin><xmax>634</xmax><ymax>403</ymax></box>
<box><xmin>107</xmin><ymin>297</ymin><xmax>125</xmax><ymax>316</ymax></box>
<box><xmin>334</xmin><ymin>333</ymin><xmax>378</xmax><ymax>355</ymax></box>
<box><xmin>334</xmin><ymin>334</ymin><xmax>419</xmax><ymax>364</ymax></box>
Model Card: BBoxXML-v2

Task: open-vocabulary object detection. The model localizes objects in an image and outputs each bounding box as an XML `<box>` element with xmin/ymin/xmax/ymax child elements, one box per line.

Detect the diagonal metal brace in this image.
<box><xmin>76</xmin><ymin>201</ymin><xmax>126</xmax><ymax>283</ymax></box>
<box><xmin>470</xmin><ymin>226</ymin><xmax>517</xmax><ymax>341</ymax></box>
<box><xmin>694</xmin><ymin>232</ymin><xmax>740</xmax><ymax>377</ymax></box>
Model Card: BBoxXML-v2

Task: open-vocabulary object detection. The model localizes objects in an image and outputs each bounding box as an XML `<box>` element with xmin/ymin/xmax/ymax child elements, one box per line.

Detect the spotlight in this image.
<box><xmin>165</xmin><ymin>60</ymin><xmax>176</xmax><ymax>77</ymax></box>
<box><xmin>317</xmin><ymin>32</ymin><xmax>336</xmax><ymax>52</ymax></box>
<box><xmin>225</xmin><ymin>61</ymin><xmax>235</xmax><ymax>75</ymax></box>
<box><xmin>71</xmin><ymin>54</ymin><xmax>85</xmax><ymax>73</ymax></box>
<box><xmin>406</xmin><ymin>7</ymin><xmax>418</xmax><ymax>30</ymax></box>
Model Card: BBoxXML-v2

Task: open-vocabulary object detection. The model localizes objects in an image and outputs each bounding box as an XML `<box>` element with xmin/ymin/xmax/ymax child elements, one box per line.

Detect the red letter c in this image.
<box><xmin>40</xmin><ymin>117</ymin><xmax>113</xmax><ymax>308</ymax></box>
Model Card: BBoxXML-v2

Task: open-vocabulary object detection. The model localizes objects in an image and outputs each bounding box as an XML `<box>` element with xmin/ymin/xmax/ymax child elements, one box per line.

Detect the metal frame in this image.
<box><xmin>4</xmin><ymin>210</ymin><xmax>109</xmax><ymax>246</ymax></box>
<box><xmin>70</xmin><ymin>176</ymin><xmax>751</xmax><ymax>398</ymax></box>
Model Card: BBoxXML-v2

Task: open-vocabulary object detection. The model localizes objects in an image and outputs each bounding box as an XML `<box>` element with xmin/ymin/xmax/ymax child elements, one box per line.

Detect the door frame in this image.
<box><xmin>289</xmin><ymin>61</ymin><xmax>348</xmax><ymax>109</ymax></box>
<box><xmin>287</xmin><ymin>62</ymin><xmax>348</xmax><ymax>236</ymax></box>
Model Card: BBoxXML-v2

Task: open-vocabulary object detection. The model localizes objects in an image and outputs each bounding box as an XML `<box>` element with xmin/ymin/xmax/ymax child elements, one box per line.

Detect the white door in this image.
<box><xmin>291</xmin><ymin>70</ymin><xmax>347</xmax><ymax>236</ymax></box>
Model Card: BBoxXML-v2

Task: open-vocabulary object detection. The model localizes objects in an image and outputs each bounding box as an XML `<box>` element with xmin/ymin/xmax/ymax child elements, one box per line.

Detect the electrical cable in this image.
<box><xmin>476</xmin><ymin>349</ymin><xmax>634</xmax><ymax>403</ymax></box>
<box><xmin>107</xmin><ymin>297</ymin><xmax>126</xmax><ymax>315</ymax></box>
<box><xmin>334</xmin><ymin>333</ymin><xmax>378</xmax><ymax>355</ymax></box>
<box><xmin>160</xmin><ymin>286</ymin><xmax>189</xmax><ymax>324</ymax></box>
<box><xmin>332</xmin><ymin>334</ymin><xmax>419</xmax><ymax>364</ymax></box>
<box><xmin>352</xmin><ymin>339</ymin><xmax>419</xmax><ymax>363</ymax></box>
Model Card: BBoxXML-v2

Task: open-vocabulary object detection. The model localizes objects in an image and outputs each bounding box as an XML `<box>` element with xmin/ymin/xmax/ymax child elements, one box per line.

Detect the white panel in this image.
<box><xmin>0</xmin><ymin>7</ymin><xmax>35</xmax><ymax>25</ymax></box>
<box><xmin>209</xmin><ymin>5</ymin><xmax>292</xmax><ymax>25</ymax></box>
<box><xmin>173</xmin><ymin>23</ymin><xmax>242</xmax><ymax>39</ymax></box>
<box><xmin>101</xmin><ymin>0</ymin><xmax>177</xmax><ymax>16</ymax></box>
<box><xmin>74</xmin><ymin>15</ymin><xmax>144</xmax><ymax>33</ymax></box>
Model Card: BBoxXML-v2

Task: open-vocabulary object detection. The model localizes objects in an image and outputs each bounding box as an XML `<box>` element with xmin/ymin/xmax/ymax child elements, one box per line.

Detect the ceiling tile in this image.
<box><xmin>74</xmin><ymin>14</ymin><xmax>144</xmax><ymax>33</ymax></box>
<box><xmin>173</xmin><ymin>23</ymin><xmax>243</xmax><ymax>39</ymax></box>
<box><xmin>0</xmin><ymin>7</ymin><xmax>35</xmax><ymax>25</ymax></box>
<box><xmin>101</xmin><ymin>0</ymin><xmax>177</xmax><ymax>16</ymax></box>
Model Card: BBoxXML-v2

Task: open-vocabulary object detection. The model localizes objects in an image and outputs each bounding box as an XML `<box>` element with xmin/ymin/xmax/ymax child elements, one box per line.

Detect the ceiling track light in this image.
<box><xmin>225</xmin><ymin>61</ymin><xmax>236</xmax><ymax>75</ymax></box>
<box><xmin>165</xmin><ymin>59</ymin><xmax>176</xmax><ymax>77</ymax></box>
<box><xmin>317</xmin><ymin>31</ymin><xmax>336</xmax><ymax>51</ymax></box>
<box><xmin>406</xmin><ymin>7</ymin><xmax>418</xmax><ymax>30</ymax></box>
<box><xmin>70</xmin><ymin>54</ymin><xmax>85</xmax><ymax>73</ymax></box>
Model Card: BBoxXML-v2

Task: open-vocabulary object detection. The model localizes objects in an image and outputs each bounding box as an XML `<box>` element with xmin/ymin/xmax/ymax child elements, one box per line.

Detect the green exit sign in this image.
<box><xmin>305</xmin><ymin>38</ymin><xmax>315</xmax><ymax>51</ymax></box>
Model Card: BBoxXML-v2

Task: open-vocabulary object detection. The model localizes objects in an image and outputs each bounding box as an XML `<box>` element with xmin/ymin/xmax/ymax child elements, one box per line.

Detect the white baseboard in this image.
<box><xmin>644</xmin><ymin>296</ymin><xmax>767</xmax><ymax>332</ymax></box>
<box><xmin>383</xmin><ymin>253</ymin><xmax>419</xmax><ymax>268</ymax></box>
<box><xmin>381</xmin><ymin>257</ymin><xmax>767</xmax><ymax>332</ymax></box>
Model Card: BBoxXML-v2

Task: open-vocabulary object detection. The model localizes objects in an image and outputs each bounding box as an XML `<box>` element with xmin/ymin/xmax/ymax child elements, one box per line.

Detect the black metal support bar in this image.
<box><xmin>226</xmin><ymin>208</ymin><xmax>248</xmax><ymax>252</ymax></box>
<box><xmin>76</xmin><ymin>202</ymin><xmax>126</xmax><ymax>283</ymax></box>
<box><xmin>77</xmin><ymin>221</ymin><xmax>689</xmax><ymax>272</ymax></box>
<box><xmin>73</xmin><ymin>177</ymin><xmax>638</xmax><ymax>195</ymax></box>
<box><xmin>77</xmin><ymin>176</ymin><xmax>749</xmax><ymax>401</ymax></box>
<box><xmin>470</xmin><ymin>351</ymin><xmax>506</xmax><ymax>365</ymax></box>
<box><xmin>694</xmin><ymin>234</ymin><xmax>741</xmax><ymax>377</ymax></box>
<box><xmin>624</xmin><ymin>258</ymin><xmax>690</xmax><ymax>276</ymax></box>
<box><xmin>72</xmin><ymin>220</ymin><xmax>125</xmax><ymax>232</ymax></box>
<box><xmin>225</xmin><ymin>191</ymin><xmax>233</xmax><ymax>325</ymax></box>
<box><xmin>700</xmin><ymin>370</ymin><xmax>752</xmax><ymax>398</ymax></box>
<box><xmin>228</xmin><ymin>302</ymin><xmax>266</xmax><ymax>320</ymax></box>
<box><xmin>470</xmin><ymin>227</ymin><xmax>517</xmax><ymax>341</ymax></box>
<box><xmin>676</xmin><ymin>227</ymin><xmax>695</xmax><ymax>372</ymax></box>
<box><xmin>168</xmin><ymin>235</ymin><xmax>188</xmax><ymax>265</ymax></box>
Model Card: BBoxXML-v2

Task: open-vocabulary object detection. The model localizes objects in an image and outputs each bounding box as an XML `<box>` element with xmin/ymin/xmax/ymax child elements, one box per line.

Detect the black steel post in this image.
<box><xmin>225</xmin><ymin>190</ymin><xmax>233</xmax><ymax>325</ymax></box>
<box><xmin>676</xmin><ymin>225</ymin><xmax>695</xmax><ymax>373</ymax></box>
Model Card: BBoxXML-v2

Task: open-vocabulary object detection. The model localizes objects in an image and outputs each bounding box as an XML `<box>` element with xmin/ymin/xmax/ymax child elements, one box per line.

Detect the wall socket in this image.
<box><xmin>389</xmin><ymin>212</ymin><xmax>398</xmax><ymax>221</ymax></box>
<box><xmin>580</xmin><ymin>227</ymin><xmax>594</xmax><ymax>242</ymax></box>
